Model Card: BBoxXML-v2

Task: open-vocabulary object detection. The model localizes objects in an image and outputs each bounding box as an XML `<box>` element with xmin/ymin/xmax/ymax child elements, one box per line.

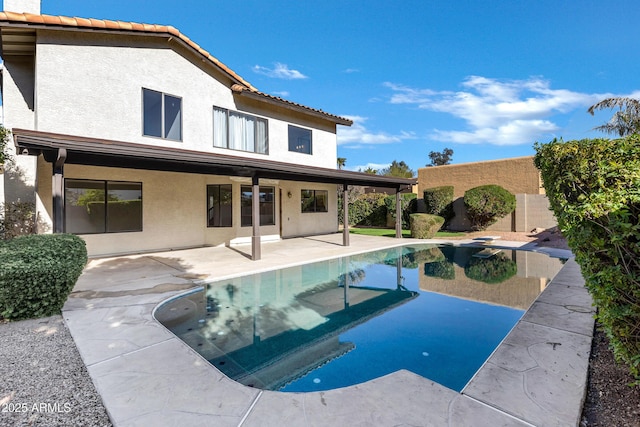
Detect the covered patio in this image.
<box><xmin>13</xmin><ymin>129</ymin><xmax>415</xmax><ymax>260</ymax></box>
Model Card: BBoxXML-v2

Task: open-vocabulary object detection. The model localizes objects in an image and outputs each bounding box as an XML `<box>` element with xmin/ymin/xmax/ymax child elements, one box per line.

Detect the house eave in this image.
<box><xmin>12</xmin><ymin>129</ymin><xmax>415</xmax><ymax>189</ymax></box>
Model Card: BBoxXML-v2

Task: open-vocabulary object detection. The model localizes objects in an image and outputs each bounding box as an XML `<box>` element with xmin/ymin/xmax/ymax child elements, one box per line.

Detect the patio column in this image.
<box><xmin>251</xmin><ymin>174</ymin><xmax>261</xmax><ymax>261</ymax></box>
<box><xmin>342</xmin><ymin>183</ymin><xmax>349</xmax><ymax>246</ymax></box>
<box><xmin>395</xmin><ymin>188</ymin><xmax>402</xmax><ymax>238</ymax></box>
<box><xmin>52</xmin><ymin>148</ymin><xmax>67</xmax><ymax>233</ymax></box>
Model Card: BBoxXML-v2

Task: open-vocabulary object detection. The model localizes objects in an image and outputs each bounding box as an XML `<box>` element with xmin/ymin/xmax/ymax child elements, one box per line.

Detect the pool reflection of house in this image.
<box><xmin>420</xmin><ymin>247</ymin><xmax>564</xmax><ymax>310</ymax></box>
<box><xmin>156</xmin><ymin>259</ymin><xmax>417</xmax><ymax>390</ymax></box>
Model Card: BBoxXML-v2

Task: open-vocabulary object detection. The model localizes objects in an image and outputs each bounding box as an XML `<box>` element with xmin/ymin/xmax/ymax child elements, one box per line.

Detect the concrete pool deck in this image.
<box><xmin>62</xmin><ymin>234</ymin><xmax>593</xmax><ymax>426</ymax></box>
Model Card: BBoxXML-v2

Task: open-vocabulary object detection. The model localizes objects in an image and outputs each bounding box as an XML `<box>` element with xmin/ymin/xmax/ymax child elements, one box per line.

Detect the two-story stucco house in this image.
<box><xmin>0</xmin><ymin>0</ymin><xmax>414</xmax><ymax>258</ymax></box>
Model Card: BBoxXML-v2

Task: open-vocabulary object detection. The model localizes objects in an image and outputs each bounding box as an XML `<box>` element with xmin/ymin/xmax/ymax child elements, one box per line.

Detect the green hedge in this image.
<box><xmin>409</xmin><ymin>214</ymin><xmax>444</xmax><ymax>239</ymax></box>
<box><xmin>347</xmin><ymin>193</ymin><xmax>387</xmax><ymax>226</ymax></box>
<box><xmin>424</xmin><ymin>260</ymin><xmax>455</xmax><ymax>280</ymax></box>
<box><xmin>423</xmin><ymin>186</ymin><xmax>454</xmax><ymax>226</ymax></box>
<box><xmin>0</xmin><ymin>234</ymin><xmax>88</xmax><ymax>320</ymax></box>
<box><xmin>534</xmin><ymin>135</ymin><xmax>640</xmax><ymax>381</ymax></box>
<box><xmin>464</xmin><ymin>252</ymin><xmax>517</xmax><ymax>284</ymax></box>
<box><xmin>463</xmin><ymin>185</ymin><xmax>515</xmax><ymax>230</ymax></box>
<box><xmin>384</xmin><ymin>193</ymin><xmax>417</xmax><ymax>229</ymax></box>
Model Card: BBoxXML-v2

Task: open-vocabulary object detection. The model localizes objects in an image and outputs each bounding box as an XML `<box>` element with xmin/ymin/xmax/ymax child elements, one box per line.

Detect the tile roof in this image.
<box><xmin>0</xmin><ymin>11</ymin><xmax>352</xmax><ymax>126</ymax></box>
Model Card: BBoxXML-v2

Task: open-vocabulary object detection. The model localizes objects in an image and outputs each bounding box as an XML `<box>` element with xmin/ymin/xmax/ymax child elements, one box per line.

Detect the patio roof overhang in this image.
<box><xmin>12</xmin><ymin>129</ymin><xmax>415</xmax><ymax>189</ymax></box>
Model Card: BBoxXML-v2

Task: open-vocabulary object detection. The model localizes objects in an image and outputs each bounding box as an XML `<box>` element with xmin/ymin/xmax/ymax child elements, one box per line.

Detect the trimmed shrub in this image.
<box><xmin>384</xmin><ymin>193</ymin><xmax>418</xmax><ymax>229</ymax></box>
<box><xmin>347</xmin><ymin>193</ymin><xmax>387</xmax><ymax>226</ymax></box>
<box><xmin>464</xmin><ymin>252</ymin><xmax>517</xmax><ymax>284</ymax></box>
<box><xmin>0</xmin><ymin>201</ymin><xmax>37</xmax><ymax>240</ymax></box>
<box><xmin>463</xmin><ymin>185</ymin><xmax>516</xmax><ymax>230</ymax></box>
<box><xmin>424</xmin><ymin>260</ymin><xmax>455</xmax><ymax>280</ymax></box>
<box><xmin>534</xmin><ymin>135</ymin><xmax>640</xmax><ymax>381</ymax></box>
<box><xmin>0</xmin><ymin>234</ymin><xmax>87</xmax><ymax>320</ymax></box>
<box><xmin>423</xmin><ymin>186</ymin><xmax>454</xmax><ymax>226</ymax></box>
<box><xmin>409</xmin><ymin>214</ymin><xmax>444</xmax><ymax>239</ymax></box>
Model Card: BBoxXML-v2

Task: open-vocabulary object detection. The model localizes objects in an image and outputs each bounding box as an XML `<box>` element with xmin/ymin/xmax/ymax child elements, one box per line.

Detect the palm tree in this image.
<box><xmin>337</xmin><ymin>157</ymin><xmax>346</xmax><ymax>169</ymax></box>
<box><xmin>588</xmin><ymin>97</ymin><xmax>640</xmax><ymax>136</ymax></box>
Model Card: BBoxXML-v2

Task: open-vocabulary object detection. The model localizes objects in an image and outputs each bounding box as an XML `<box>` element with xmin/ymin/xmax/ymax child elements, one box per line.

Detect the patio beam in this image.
<box><xmin>251</xmin><ymin>174</ymin><xmax>261</xmax><ymax>260</ymax></box>
<box><xmin>342</xmin><ymin>183</ymin><xmax>349</xmax><ymax>246</ymax></box>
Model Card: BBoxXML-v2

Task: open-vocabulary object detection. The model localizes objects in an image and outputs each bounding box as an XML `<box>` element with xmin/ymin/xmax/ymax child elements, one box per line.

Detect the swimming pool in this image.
<box><xmin>155</xmin><ymin>244</ymin><xmax>564</xmax><ymax>392</ymax></box>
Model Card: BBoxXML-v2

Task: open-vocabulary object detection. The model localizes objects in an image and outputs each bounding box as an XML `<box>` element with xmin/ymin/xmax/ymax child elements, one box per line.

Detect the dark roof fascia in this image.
<box><xmin>13</xmin><ymin>129</ymin><xmax>415</xmax><ymax>189</ymax></box>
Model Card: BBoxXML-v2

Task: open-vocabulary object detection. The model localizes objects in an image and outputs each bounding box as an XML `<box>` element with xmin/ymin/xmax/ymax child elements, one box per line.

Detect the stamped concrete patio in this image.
<box><xmin>62</xmin><ymin>233</ymin><xmax>592</xmax><ymax>426</ymax></box>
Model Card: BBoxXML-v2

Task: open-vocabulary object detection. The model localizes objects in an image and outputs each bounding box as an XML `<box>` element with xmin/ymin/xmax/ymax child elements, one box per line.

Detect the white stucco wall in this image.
<box><xmin>3</xmin><ymin>0</ymin><xmax>40</xmax><ymax>13</ymax></box>
<box><xmin>34</xmin><ymin>30</ymin><xmax>338</xmax><ymax>169</ymax></box>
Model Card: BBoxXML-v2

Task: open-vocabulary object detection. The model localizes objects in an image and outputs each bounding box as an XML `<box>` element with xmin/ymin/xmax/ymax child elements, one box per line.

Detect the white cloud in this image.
<box><xmin>337</xmin><ymin>115</ymin><xmax>415</xmax><ymax>147</ymax></box>
<box><xmin>271</xmin><ymin>90</ymin><xmax>290</xmax><ymax>97</ymax></box>
<box><xmin>385</xmin><ymin>76</ymin><xmax>610</xmax><ymax>145</ymax></box>
<box><xmin>347</xmin><ymin>162</ymin><xmax>391</xmax><ymax>173</ymax></box>
<box><xmin>252</xmin><ymin>62</ymin><xmax>308</xmax><ymax>80</ymax></box>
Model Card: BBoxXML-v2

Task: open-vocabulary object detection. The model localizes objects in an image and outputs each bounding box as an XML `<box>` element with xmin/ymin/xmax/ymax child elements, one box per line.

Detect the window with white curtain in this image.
<box><xmin>213</xmin><ymin>106</ymin><xmax>268</xmax><ymax>154</ymax></box>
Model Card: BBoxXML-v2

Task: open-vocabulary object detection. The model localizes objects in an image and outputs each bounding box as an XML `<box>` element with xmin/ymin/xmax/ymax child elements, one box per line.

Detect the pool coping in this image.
<box><xmin>62</xmin><ymin>235</ymin><xmax>591</xmax><ymax>426</ymax></box>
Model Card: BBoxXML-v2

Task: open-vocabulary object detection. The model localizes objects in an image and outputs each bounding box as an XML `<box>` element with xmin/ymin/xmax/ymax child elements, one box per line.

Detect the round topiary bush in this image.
<box><xmin>424</xmin><ymin>260</ymin><xmax>455</xmax><ymax>280</ymax></box>
<box><xmin>464</xmin><ymin>252</ymin><xmax>517</xmax><ymax>284</ymax></box>
<box><xmin>423</xmin><ymin>186</ymin><xmax>455</xmax><ymax>226</ymax></box>
<box><xmin>409</xmin><ymin>213</ymin><xmax>444</xmax><ymax>239</ymax></box>
<box><xmin>463</xmin><ymin>185</ymin><xmax>516</xmax><ymax>230</ymax></box>
<box><xmin>0</xmin><ymin>234</ymin><xmax>88</xmax><ymax>320</ymax></box>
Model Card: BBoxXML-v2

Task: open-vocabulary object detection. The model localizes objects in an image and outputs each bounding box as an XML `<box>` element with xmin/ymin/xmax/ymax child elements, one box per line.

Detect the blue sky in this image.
<box><xmin>39</xmin><ymin>0</ymin><xmax>640</xmax><ymax>173</ymax></box>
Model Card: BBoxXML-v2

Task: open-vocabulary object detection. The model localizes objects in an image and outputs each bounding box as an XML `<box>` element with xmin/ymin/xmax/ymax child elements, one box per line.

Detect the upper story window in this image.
<box><xmin>213</xmin><ymin>106</ymin><xmax>268</xmax><ymax>154</ymax></box>
<box><xmin>288</xmin><ymin>125</ymin><xmax>312</xmax><ymax>154</ymax></box>
<box><xmin>143</xmin><ymin>88</ymin><xmax>182</xmax><ymax>141</ymax></box>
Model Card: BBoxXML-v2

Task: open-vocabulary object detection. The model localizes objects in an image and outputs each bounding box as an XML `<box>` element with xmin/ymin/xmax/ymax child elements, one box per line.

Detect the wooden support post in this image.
<box><xmin>251</xmin><ymin>175</ymin><xmax>261</xmax><ymax>261</ymax></box>
<box><xmin>52</xmin><ymin>148</ymin><xmax>67</xmax><ymax>233</ymax></box>
<box><xmin>342</xmin><ymin>183</ymin><xmax>349</xmax><ymax>246</ymax></box>
<box><xmin>395</xmin><ymin>188</ymin><xmax>402</xmax><ymax>238</ymax></box>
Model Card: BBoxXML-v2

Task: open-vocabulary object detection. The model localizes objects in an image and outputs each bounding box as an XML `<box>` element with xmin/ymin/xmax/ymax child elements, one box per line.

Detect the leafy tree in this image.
<box><xmin>379</xmin><ymin>160</ymin><xmax>414</xmax><ymax>178</ymax></box>
<box><xmin>0</xmin><ymin>125</ymin><xmax>12</xmax><ymax>166</ymax></box>
<box><xmin>359</xmin><ymin>167</ymin><xmax>378</xmax><ymax>174</ymax></box>
<box><xmin>426</xmin><ymin>148</ymin><xmax>453</xmax><ymax>166</ymax></box>
<box><xmin>337</xmin><ymin>157</ymin><xmax>347</xmax><ymax>169</ymax></box>
<box><xmin>588</xmin><ymin>97</ymin><xmax>640</xmax><ymax>136</ymax></box>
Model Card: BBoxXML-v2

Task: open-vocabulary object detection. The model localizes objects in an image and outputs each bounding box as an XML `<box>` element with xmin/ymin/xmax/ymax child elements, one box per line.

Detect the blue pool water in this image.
<box><xmin>155</xmin><ymin>244</ymin><xmax>563</xmax><ymax>392</ymax></box>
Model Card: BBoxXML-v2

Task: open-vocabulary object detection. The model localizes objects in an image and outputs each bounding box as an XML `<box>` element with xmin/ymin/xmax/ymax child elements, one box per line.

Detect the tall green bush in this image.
<box><xmin>345</xmin><ymin>193</ymin><xmax>387</xmax><ymax>226</ymax></box>
<box><xmin>423</xmin><ymin>186</ymin><xmax>454</xmax><ymax>226</ymax></box>
<box><xmin>534</xmin><ymin>135</ymin><xmax>640</xmax><ymax>381</ymax></box>
<box><xmin>463</xmin><ymin>185</ymin><xmax>515</xmax><ymax>230</ymax></box>
<box><xmin>0</xmin><ymin>234</ymin><xmax>87</xmax><ymax>320</ymax></box>
<box><xmin>384</xmin><ymin>193</ymin><xmax>417</xmax><ymax>229</ymax></box>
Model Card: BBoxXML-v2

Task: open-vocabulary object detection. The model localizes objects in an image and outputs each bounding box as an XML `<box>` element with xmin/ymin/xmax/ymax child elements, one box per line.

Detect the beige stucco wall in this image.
<box><xmin>33</xmin><ymin>30</ymin><xmax>338</xmax><ymax>169</ymax></box>
<box><xmin>35</xmin><ymin>161</ymin><xmax>339</xmax><ymax>256</ymax></box>
<box><xmin>417</xmin><ymin>156</ymin><xmax>556</xmax><ymax>232</ymax></box>
<box><xmin>418</xmin><ymin>156</ymin><xmax>543</xmax><ymax>198</ymax></box>
<box><xmin>419</xmin><ymin>249</ymin><xmax>564</xmax><ymax>310</ymax></box>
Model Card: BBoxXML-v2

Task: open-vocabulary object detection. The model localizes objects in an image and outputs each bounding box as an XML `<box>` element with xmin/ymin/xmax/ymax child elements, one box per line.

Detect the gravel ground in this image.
<box><xmin>0</xmin><ymin>315</ymin><xmax>112</xmax><ymax>427</ymax></box>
